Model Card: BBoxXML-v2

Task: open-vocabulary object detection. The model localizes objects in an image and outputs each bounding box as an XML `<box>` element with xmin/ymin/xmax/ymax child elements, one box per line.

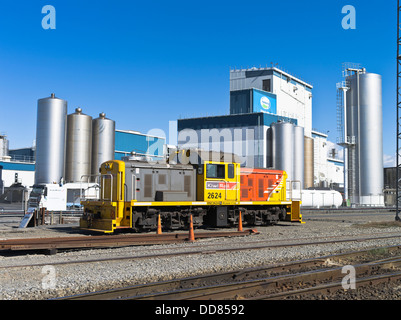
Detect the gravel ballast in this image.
<box><xmin>0</xmin><ymin>211</ymin><xmax>400</xmax><ymax>300</ymax></box>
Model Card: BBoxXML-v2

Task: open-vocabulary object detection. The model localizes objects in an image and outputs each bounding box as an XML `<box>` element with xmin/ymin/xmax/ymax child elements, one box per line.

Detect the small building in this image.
<box><xmin>0</xmin><ymin>160</ymin><xmax>35</xmax><ymax>189</ymax></box>
<box><xmin>114</xmin><ymin>130</ymin><xmax>166</xmax><ymax>161</ymax></box>
<box><xmin>312</xmin><ymin>130</ymin><xmax>344</xmax><ymax>188</ymax></box>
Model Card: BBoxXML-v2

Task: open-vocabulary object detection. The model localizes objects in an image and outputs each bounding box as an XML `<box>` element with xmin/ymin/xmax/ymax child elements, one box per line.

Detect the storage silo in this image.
<box><xmin>65</xmin><ymin>108</ymin><xmax>92</xmax><ymax>183</ymax></box>
<box><xmin>35</xmin><ymin>93</ymin><xmax>67</xmax><ymax>185</ymax></box>
<box><xmin>271</xmin><ymin>122</ymin><xmax>294</xmax><ymax>181</ymax></box>
<box><xmin>91</xmin><ymin>113</ymin><xmax>115</xmax><ymax>179</ymax></box>
<box><xmin>266</xmin><ymin>127</ymin><xmax>273</xmax><ymax>167</ymax></box>
<box><xmin>304</xmin><ymin>136</ymin><xmax>314</xmax><ymax>189</ymax></box>
<box><xmin>293</xmin><ymin>125</ymin><xmax>304</xmax><ymax>189</ymax></box>
<box><xmin>345</xmin><ymin>71</ymin><xmax>384</xmax><ymax>206</ymax></box>
<box><xmin>0</xmin><ymin>135</ymin><xmax>8</xmax><ymax>158</ymax></box>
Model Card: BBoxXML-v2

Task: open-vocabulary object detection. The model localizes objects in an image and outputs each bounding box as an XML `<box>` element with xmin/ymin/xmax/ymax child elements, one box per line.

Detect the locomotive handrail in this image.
<box><xmin>131</xmin><ymin>174</ymin><xmax>137</xmax><ymax>201</ymax></box>
<box><xmin>79</xmin><ymin>174</ymin><xmax>101</xmax><ymax>201</ymax></box>
<box><xmin>223</xmin><ymin>180</ymin><xmax>237</xmax><ymax>201</ymax></box>
<box><xmin>287</xmin><ymin>180</ymin><xmax>302</xmax><ymax>201</ymax></box>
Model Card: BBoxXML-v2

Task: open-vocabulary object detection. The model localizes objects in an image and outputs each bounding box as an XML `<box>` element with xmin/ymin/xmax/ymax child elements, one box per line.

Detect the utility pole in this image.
<box><xmin>397</xmin><ymin>0</ymin><xmax>401</xmax><ymax>221</ymax></box>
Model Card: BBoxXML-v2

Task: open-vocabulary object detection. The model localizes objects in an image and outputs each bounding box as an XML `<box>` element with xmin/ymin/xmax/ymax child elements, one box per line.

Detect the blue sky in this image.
<box><xmin>0</xmin><ymin>0</ymin><xmax>396</xmax><ymax>166</ymax></box>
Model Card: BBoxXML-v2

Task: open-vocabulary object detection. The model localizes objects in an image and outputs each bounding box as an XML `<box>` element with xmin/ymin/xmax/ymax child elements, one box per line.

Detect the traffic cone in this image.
<box><xmin>238</xmin><ymin>211</ymin><xmax>243</xmax><ymax>232</ymax></box>
<box><xmin>157</xmin><ymin>214</ymin><xmax>162</xmax><ymax>234</ymax></box>
<box><xmin>188</xmin><ymin>214</ymin><xmax>195</xmax><ymax>241</ymax></box>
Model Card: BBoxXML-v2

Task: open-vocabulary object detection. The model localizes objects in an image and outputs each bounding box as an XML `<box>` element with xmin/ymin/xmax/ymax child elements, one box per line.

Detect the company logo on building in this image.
<box><xmin>260</xmin><ymin>97</ymin><xmax>271</xmax><ymax>110</ymax></box>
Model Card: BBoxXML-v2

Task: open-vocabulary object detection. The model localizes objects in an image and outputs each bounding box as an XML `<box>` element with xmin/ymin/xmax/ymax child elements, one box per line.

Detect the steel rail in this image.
<box><xmin>126</xmin><ymin>255</ymin><xmax>401</xmax><ymax>300</ymax></box>
<box><xmin>59</xmin><ymin>245</ymin><xmax>401</xmax><ymax>300</ymax></box>
<box><xmin>3</xmin><ymin>227</ymin><xmax>401</xmax><ymax>254</ymax></box>
<box><xmin>0</xmin><ymin>229</ymin><xmax>257</xmax><ymax>252</ymax></box>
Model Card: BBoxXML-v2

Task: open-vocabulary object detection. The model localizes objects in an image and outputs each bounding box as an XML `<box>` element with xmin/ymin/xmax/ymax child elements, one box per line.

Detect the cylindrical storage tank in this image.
<box><xmin>91</xmin><ymin>113</ymin><xmax>115</xmax><ymax>180</ymax></box>
<box><xmin>35</xmin><ymin>93</ymin><xmax>67</xmax><ymax>185</ymax></box>
<box><xmin>65</xmin><ymin>108</ymin><xmax>92</xmax><ymax>183</ymax></box>
<box><xmin>271</xmin><ymin>122</ymin><xmax>294</xmax><ymax>181</ymax></box>
<box><xmin>304</xmin><ymin>136</ymin><xmax>314</xmax><ymax>189</ymax></box>
<box><xmin>300</xmin><ymin>189</ymin><xmax>343</xmax><ymax>208</ymax></box>
<box><xmin>293</xmin><ymin>125</ymin><xmax>304</xmax><ymax>189</ymax></box>
<box><xmin>0</xmin><ymin>165</ymin><xmax>3</xmax><ymax>195</ymax></box>
<box><xmin>346</xmin><ymin>72</ymin><xmax>384</xmax><ymax>206</ymax></box>
<box><xmin>0</xmin><ymin>136</ymin><xmax>8</xmax><ymax>158</ymax></box>
<box><xmin>266</xmin><ymin>127</ymin><xmax>273</xmax><ymax>167</ymax></box>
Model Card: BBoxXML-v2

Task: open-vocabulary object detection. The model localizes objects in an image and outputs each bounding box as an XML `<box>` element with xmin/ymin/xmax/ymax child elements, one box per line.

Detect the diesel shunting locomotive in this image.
<box><xmin>80</xmin><ymin>150</ymin><xmax>302</xmax><ymax>233</ymax></box>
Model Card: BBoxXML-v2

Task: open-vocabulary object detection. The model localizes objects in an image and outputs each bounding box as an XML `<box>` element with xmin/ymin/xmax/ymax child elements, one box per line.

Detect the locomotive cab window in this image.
<box><xmin>228</xmin><ymin>164</ymin><xmax>235</xmax><ymax>179</ymax></box>
<box><xmin>206</xmin><ymin>164</ymin><xmax>225</xmax><ymax>179</ymax></box>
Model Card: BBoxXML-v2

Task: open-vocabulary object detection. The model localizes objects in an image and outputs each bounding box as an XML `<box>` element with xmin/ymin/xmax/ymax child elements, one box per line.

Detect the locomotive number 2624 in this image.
<box><xmin>207</xmin><ymin>192</ymin><xmax>222</xmax><ymax>199</ymax></box>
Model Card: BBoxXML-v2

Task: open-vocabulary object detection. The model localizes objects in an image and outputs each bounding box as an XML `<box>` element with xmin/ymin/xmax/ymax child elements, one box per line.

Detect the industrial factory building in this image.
<box><xmin>178</xmin><ymin>66</ymin><xmax>327</xmax><ymax>188</ymax></box>
<box><xmin>229</xmin><ymin>67</ymin><xmax>313</xmax><ymax>137</ymax></box>
<box><xmin>178</xmin><ymin>65</ymin><xmax>384</xmax><ymax>207</ymax></box>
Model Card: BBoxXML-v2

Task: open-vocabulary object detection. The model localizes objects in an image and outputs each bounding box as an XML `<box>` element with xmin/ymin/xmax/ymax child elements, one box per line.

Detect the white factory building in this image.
<box><xmin>178</xmin><ymin>66</ymin><xmax>345</xmax><ymax>194</ymax></box>
<box><xmin>312</xmin><ymin>130</ymin><xmax>344</xmax><ymax>188</ymax></box>
<box><xmin>230</xmin><ymin>67</ymin><xmax>313</xmax><ymax>137</ymax></box>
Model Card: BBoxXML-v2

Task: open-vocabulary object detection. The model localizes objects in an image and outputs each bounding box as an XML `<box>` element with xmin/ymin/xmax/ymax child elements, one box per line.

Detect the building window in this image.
<box><xmin>263</xmin><ymin>79</ymin><xmax>271</xmax><ymax>92</ymax></box>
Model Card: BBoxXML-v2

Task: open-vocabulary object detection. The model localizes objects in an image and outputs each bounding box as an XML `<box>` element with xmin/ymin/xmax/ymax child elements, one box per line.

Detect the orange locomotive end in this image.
<box><xmin>240</xmin><ymin>167</ymin><xmax>285</xmax><ymax>202</ymax></box>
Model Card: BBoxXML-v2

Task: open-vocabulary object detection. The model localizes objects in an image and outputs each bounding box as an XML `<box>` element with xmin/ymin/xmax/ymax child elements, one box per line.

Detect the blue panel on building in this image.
<box><xmin>252</xmin><ymin>89</ymin><xmax>277</xmax><ymax>114</ymax></box>
<box><xmin>178</xmin><ymin>113</ymin><xmax>297</xmax><ymax>131</ymax></box>
<box><xmin>0</xmin><ymin>161</ymin><xmax>35</xmax><ymax>171</ymax></box>
<box><xmin>230</xmin><ymin>88</ymin><xmax>277</xmax><ymax>116</ymax></box>
<box><xmin>114</xmin><ymin>130</ymin><xmax>166</xmax><ymax>160</ymax></box>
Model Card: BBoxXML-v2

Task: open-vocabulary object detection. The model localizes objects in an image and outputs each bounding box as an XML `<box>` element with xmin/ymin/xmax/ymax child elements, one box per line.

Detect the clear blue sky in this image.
<box><xmin>0</xmin><ymin>0</ymin><xmax>396</xmax><ymax>165</ymax></box>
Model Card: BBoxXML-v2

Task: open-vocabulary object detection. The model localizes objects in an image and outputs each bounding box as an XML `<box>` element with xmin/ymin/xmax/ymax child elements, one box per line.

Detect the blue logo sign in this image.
<box><xmin>253</xmin><ymin>89</ymin><xmax>277</xmax><ymax>114</ymax></box>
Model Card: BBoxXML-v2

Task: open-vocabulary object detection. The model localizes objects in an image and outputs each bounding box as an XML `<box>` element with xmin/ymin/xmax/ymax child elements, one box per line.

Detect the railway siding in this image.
<box><xmin>0</xmin><ymin>210</ymin><xmax>401</xmax><ymax>299</ymax></box>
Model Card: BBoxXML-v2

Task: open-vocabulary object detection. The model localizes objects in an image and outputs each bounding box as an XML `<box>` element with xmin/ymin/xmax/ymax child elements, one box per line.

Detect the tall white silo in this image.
<box><xmin>65</xmin><ymin>108</ymin><xmax>92</xmax><ymax>183</ymax></box>
<box><xmin>91</xmin><ymin>113</ymin><xmax>115</xmax><ymax>179</ymax></box>
<box><xmin>293</xmin><ymin>125</ymin><xmax>305</xmax><ymax>189</ymax></box>
<box><xmin>345</xmin><ymin>71</ymin><xmax>384</xmax><ymax>206</ymax></box>
<box><xmin>35</xmin><ymin>93</ymin><xmax>67</xmax><ymax>185</ymax></box>
<box><xmin>271</xmin><ymin>122</ymin><xmax>294</xmax><ymax>181</ymax></box>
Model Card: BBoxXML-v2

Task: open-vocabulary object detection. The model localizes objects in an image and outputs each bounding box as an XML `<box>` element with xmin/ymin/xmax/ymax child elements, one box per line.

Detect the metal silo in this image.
<box><xmin>304</xmin><ymin>136</ymin><xmax>314</xmax><ymax>189</ymax></box>
<box><xmin>65</xmin><ymin>108</ymin><xmax>92</xmax><ymax>183</ymax></box>
<box><xmin>91</xmin><ymin>113</ymin><xmax>115</xmax><ymax>179</ymax></box>
<box><xmin>345</xmin><ymin>71</ymin><xmax>384</xmax><ymax>206</ymax></box>
<box><xmin>0</xmin><ymin>135</ymin><xmax>8</xmax><ymax>158</ymax></box>
<box><xmin>271</xmin><ymin>122</ymin><xmax>294</xmax><ymax>181</ymax></box>
<box><xmin>35</xmin><ymin>93</ymin><xmax>67</xmax><ymax>185</ymax></box>
<box><xmin>293</xmin><ymin>125</ymin><xmax>304</xmax><ymax>189</ymax></box>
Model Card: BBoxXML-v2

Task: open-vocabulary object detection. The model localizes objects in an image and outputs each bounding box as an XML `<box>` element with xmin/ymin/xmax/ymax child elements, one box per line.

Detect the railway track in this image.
<box><xmin>0</xmin><ymin>229</ymin><xmax>257</xmax><ymax>253</ymax></box>
<box><xmin>2</xmin><ymin>226</ymin><xmax>401</xmax><ymax>261</ymax></box>
<box><xmin>60</xmin><ymin>245</ymin><xmax>401</xmax><ymax>300</ymax></box>
<box><xmin>3</xmin><ymin>230</ymin><xmax>401</xmax><ymax>267</ymax></box>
